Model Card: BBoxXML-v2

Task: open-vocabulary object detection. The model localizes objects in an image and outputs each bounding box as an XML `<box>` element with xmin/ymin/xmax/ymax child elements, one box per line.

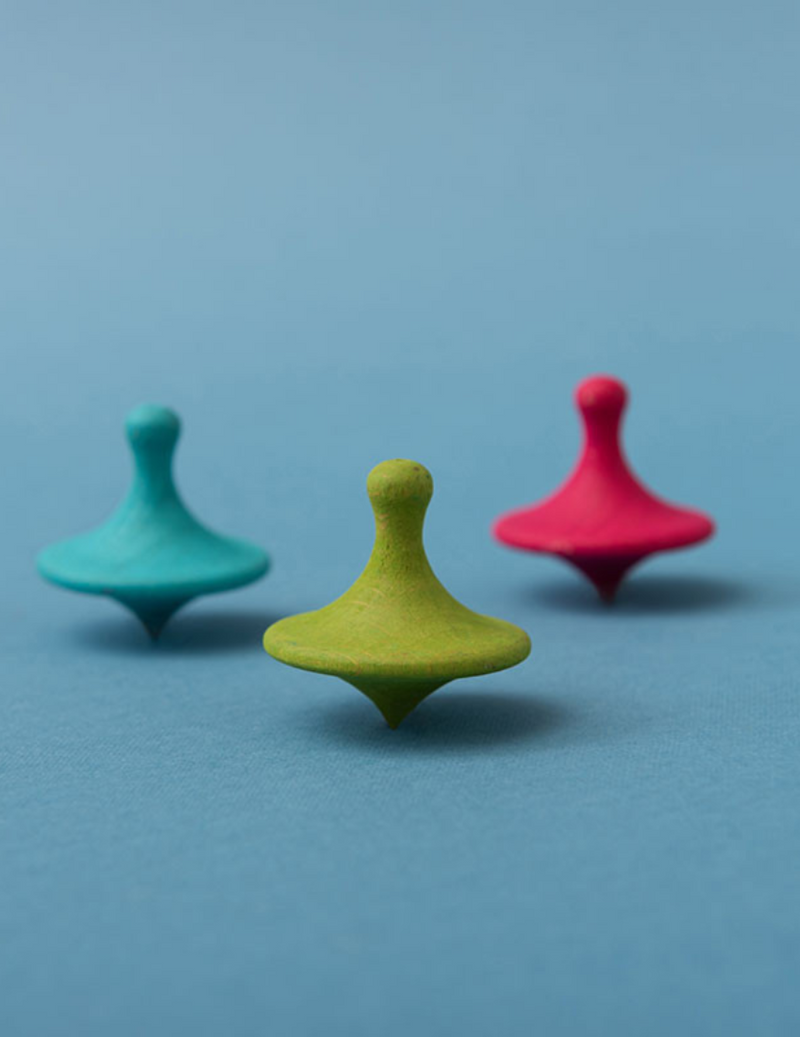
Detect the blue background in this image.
<box><xmin>2</xmin><ymin>2</ymin><xmax>799</xmax><ymax>1034</ymax></box>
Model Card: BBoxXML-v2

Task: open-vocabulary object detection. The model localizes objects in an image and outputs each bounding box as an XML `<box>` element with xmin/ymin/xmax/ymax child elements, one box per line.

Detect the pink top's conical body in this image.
<box><xmin>493</xmin><ymin>375</ymin><xmax>715</xmax><ymax>601</ymax></box>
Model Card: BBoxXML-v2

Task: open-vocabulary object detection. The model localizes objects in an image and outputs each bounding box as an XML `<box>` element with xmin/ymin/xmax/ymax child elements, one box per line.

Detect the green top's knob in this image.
<box><xmin>367</xmin><ymin>457</ymin><xmax>433</xmax><ymax>507</ymax></box>
<box><xmin>264</xmin><ymin>459</ymin><xmax>531</xmax><ymax>728</ymax></box>
<box><xmin>37</xmin><ymin>405</ymin><xmax>270</xmax><ymax>638</ymax></box>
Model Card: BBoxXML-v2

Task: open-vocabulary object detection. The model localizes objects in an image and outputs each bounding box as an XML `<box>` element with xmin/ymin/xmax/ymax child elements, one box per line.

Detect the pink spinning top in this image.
<box><xmin>493</xmin><ymin>375</ymin><xmax>715</xmax><ymax>601</ymax></box>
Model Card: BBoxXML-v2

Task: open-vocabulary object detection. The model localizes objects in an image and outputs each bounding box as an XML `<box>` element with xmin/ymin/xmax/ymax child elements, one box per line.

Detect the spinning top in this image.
<box><xmin>493</xmin><ymin>375</ymin><xmax>715</xmax><ymax>601</ymax></box>
<box><xmin>38</xmin><ymin>405</ymin><xmax>270</xmax><ymax>637</ymax></box>
<box><xmin>264</xmin><ymin>459</ymin><xmax>531</xmax><ymax>728</ymax></box>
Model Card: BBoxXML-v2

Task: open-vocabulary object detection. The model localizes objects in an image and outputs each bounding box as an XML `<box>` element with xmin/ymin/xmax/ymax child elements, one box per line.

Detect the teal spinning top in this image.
<box><xmin>37</xmin><ymin>405</ymin><xmax>270</xmax><ymax>638</ymax></box>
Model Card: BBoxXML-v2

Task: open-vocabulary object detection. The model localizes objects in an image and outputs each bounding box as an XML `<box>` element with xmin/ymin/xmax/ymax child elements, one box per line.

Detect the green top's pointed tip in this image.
<box><xmin>367</xmin><ymin>458</ymin><xmax>434</xmax><ymax>510</ymax></box>
<box><xmin>125</xmin><ymin>404</ymin><xmax>181</xmax><ymax>451</ymax></box>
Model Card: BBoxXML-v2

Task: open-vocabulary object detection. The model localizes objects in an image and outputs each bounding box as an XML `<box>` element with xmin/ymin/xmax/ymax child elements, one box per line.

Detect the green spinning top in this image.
<box><xmin>37</xmin><ymin>404</ymin><xmax>270</xmax><ymax>638</ymax></box>
<box><xmin>263</xmin><ymin>459</ymin><xmax>531</xmax><ymax>727</ymax></box>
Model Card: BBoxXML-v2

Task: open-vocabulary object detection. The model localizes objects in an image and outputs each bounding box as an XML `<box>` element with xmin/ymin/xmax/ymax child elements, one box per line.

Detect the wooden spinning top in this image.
<box><xmin>264</xmin><ymin>459</ymin><xmax>531</xmax><ymax>728</ymax></box>
<box><xmin>37</xmin><ymin>405</ymin><xmax>270</xmax><ymax>637</ymax></box>
<box><xmin>493</xmin><ymin>375</ymin><xmax>715</xmax><ymax>601</ymax></box>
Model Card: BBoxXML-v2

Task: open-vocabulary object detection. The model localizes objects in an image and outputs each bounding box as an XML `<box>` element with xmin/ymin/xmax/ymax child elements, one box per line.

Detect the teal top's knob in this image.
<box><xmin>37</xmin><ymin>405</ymin><xmax>270</xmax><ymax>638</ymax></box>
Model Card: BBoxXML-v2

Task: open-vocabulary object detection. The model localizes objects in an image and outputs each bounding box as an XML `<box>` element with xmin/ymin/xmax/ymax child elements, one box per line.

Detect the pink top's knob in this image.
<box><xmin>492</xmin><ymin>375</ymin><xmax>715</xmax><ymax>601</ymax></box>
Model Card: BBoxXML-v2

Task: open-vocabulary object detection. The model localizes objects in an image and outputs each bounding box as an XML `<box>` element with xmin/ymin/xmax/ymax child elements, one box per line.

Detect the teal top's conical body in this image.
<box><xmin>38</xmin><ymin>405</ymin><xmax>269</xmax><ymax>637</ymax></box>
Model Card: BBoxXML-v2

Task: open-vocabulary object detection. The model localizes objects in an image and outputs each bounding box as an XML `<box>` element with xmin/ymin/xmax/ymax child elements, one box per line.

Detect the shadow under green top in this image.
<box><xmin>263</xmin><ymin>459</ymin><xmax>531</xmax><ymax>728</ymax></box>
<box><xmin>37</xmin><ymin>405</ymin><xmax>270</xmax><ymax>637</ymax></box>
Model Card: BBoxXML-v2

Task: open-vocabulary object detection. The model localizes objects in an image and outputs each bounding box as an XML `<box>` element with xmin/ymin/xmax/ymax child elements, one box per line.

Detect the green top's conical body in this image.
<box><xmin>263</xmin><ymin>459</ymin><xmax>530</xmax><ymax>727</ymax></box>
<box><xmin>37</xmin><ymin>405</ymin><xmax>270</xmax><ymax>637</ymax></box>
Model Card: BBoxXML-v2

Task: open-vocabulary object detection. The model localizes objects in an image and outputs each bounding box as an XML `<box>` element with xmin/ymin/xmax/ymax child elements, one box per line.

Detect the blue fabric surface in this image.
<box><xmin>2</xmin><ymin>3</ymin><xmax>799</xmax><ymax>1034</ymax></box>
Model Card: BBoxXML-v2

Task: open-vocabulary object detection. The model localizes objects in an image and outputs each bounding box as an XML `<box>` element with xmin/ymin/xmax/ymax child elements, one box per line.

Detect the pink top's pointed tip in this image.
<box><xmin>575</xmin><ymin>374</ymin><xmax>628</xmax><ymax>415</ymax></box>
